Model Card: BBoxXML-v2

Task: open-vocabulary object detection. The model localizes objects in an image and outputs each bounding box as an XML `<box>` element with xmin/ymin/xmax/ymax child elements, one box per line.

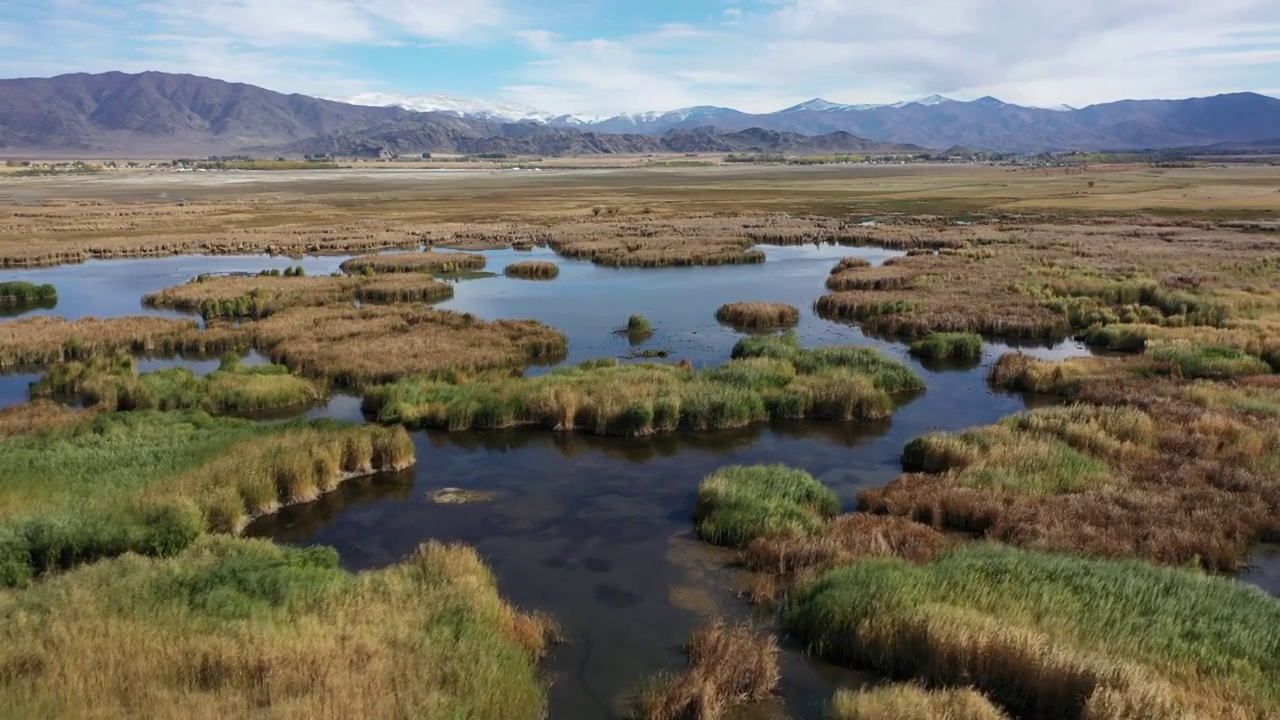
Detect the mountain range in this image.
<box><xmin>2</xmin><ymin>71</ymin><xmax>1279</xmax><ymax>157</ymax></box>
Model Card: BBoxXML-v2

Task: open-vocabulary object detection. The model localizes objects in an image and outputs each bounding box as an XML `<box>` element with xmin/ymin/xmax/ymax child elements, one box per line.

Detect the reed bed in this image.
<box><xmin>0</xmin><ymin>400</ymin><xmax>95</xmax><ymax>440</ymax></box>
<box><xmin>814</xmin><ymin>220</ymin><xmax>1280</xmax><ymax>344</ymax></box>
<box><xmin>251</xmin><ymin>305</ymin><xmax>568</xmax><ymax>386</ymax></box>
<box><xmin>715</xmin><ymin>303</ymin><xmax>801</xmax><ymax>331</ymax></box>
<box><xmin>503</xmin><ymin>260</ymin><xmax>560</xmax><ymax>279</ymax></box>
<box><xmin>0</xmin><ymin>281</ymin><xmax>56</xmax><ymax>306</ymax></box>
<box><xmin>829</xmin><ymin>685</ymin><xmax>1010</xmax><ymax>720</ymax></box>
<box><xmin>908</xmin><ymin>332</ymin><xmax>983</xmax><ymax>360</ymax></box>
<box><xmin>339</xmin><ymin>251</ymin><xmax>487</xmax><ymax>275</ymax></box>
<box><xmin>363</xmin><ymin>342</ymin><xmax>921</xmax><ymax>435</ymax></box>
<box><xmin>783</xmin><ymin>544</ymin><xmax>1280</xmax><ymax>719</ymax></box>
<box><xmin>32</xmin><ymin>354</ymin><xmax>325</xmax><ymax>414</ymax></box>
<box><xmin>693</xmin><ymin>465</ymin><xmax>840</xmax><ymax>546</ymax></box>
<box><xmin>742</xmin><ymin>513</ymin><xmax>948</xmax><ymax>575</ymax></box>
<box><xmin>731</xmin><ymin>332</ymin><xmax>926</xmax><ymax>394</ymax></box>
<box><xmin>0</xmin><ymin>537</ymin><xmax>552</xmax><ymax>720</ymax></box>
<box><xmin>639</xmin><ymin>618</ymin><xmax>779</xmax><ymax>720</ymax></box>
<box><xmin>865</xmin><ymin>354</ymin><xmax>1280</xmax><ymax>569</ymax></box>
<box><xmin>0</xmin><ymin>410</ymin><xmax>414</xmax><ymax>586</ymax></box>
<box><xmin>143</xmin><ymin>273</ymin><xmax>453</xmax><ymax>319</ymax></box>
<box><xmin>0</xmin><ymin>316</ymin><xmax>249</xmax><ymax>369</ymax></box>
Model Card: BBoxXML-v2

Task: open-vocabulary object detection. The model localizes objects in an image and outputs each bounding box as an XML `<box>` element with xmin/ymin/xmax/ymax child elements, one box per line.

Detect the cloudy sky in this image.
<box><xmin>2</xmin><ymin>0</ymin><xmax>1278</xmax><ymax>115</ymax></box>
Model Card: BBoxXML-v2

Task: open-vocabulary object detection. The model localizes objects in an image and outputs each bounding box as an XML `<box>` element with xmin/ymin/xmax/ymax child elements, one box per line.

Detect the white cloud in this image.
<box><xmin>501</xmin><ymin>0</ymin><xmax>1280</xmax><ymax>115</ymax></box>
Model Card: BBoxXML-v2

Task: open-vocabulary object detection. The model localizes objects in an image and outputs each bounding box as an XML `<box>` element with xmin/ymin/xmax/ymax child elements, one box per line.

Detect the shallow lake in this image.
<box><xmin>3</xmin><ymin>243</ymin><xmax>1271</xmax><ymax>718</ymax></box>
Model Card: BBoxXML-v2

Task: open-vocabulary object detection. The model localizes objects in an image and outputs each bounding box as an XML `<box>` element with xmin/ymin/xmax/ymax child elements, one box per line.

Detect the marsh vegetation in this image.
<box><xmin>364</xmin><ymin>336</ymin><xmax>921</xmax><ymax>435</ymax></box>
<box><xmin>503</xmin><ymin>260</ymin><xmax>560</xmax><ymax>279</ymax></box>
<box><xmin>715</xmin><ymin>302</ymin><xmax>801</xmax><ymax>331</ymax></box>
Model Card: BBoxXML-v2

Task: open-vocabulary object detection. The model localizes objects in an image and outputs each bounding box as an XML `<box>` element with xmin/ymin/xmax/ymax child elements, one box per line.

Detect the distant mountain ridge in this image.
<box><xmin>1</xmin><ymin>71</ymin><xmax>1278</xmax><ymax>155</ymax></box>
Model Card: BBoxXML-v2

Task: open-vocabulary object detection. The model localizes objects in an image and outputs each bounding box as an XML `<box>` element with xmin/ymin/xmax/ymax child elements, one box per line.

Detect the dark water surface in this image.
<box><xmin>13</xmin><ymin>246</ymin><xmax>1261</xmax><ymax>718</ymax></box>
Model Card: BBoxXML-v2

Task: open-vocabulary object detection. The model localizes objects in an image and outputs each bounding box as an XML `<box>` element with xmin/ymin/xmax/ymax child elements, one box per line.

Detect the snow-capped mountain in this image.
<box><xmin>341</xmin><ymin>92</ymin><xmax>556</xmax><ymax>123</ymax></box>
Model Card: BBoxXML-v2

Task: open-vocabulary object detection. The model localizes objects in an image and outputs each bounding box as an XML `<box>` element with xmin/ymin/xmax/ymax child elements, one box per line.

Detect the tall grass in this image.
<box><xmin>339</xmin><ymin>251</ymin><xmax>487</xmax><ymax>274</ymax></box>
<box><xmin>693</xmin><ymin>464</ymin><xmax>840</xmax><ymax>546</ymax></box>
<box><xmin>0</xmin><ymin>411</ymin><xmax>414</xmax><ymax>586</ymax></box>
<box><xmin>1146</xmin><ymin>341</ymin><xmax>1272</xmax><ymax>379</ymax></box>
<box><xmin>252</xmin><ymin>305</ymin><xmax>568</xmax><ymax>386</ymax></box>
<box><xmin>0</xmin><ymin>281</ymin><xmax>56</xmax><ymax>306</ymax></box>
<box><xmin>364</xmin><ymin>346</ymin><xmax>919</xmax><ymax>435</ymax></box>
<box><xmin>829</xmin><ymin>685</ymin><xmax>1010</xmax><ymax>720</ymax></box>
<box><xmin>715</xmin><ymin>302</ymin><xmax>801</xmax><ymax>330</ymax></box>
<box><xmin>783</xmin><ymin>544</ymin><xmax>1280</xmax><ymax>719</ymax></box>
<box><xmin>143</xmin><ymin>273</ymin><xmax>453</xmax><ymax>319</ymax></box>
<box><xmin>742</xmin><ymin>513</ymin><xmax>947</xmax><ymax>575</ymax></box>
<box><xmin>640</xmin><ymin>618</ymin><xmax>779</xmax><ymax>720</ymax></box>
<box><xmin>0</xmin><ymin>537</ymin><xmax>552</xmax><ymax>720</ymax></box>
<box><xmin>0</xmin><ymin>400</ymin><xmax>95</xmax><ymax>440</ymax></box>
<box><xmin>908</xmin><ymin>332</ymin><xmax>982</xmax><ymax>360</ymax></box>
<box><xmin>865</xmin><ymin>382</ymin><xmax>1280</xmax><ymax>569</ymax></box>
<box><xmin>627</xmin><ymin>313</ymin><xmax>654</xmax><ymax>333</ymax></box>
<box><xmin>731</xmin><ymin>332</ymin><xmax>925</xmax><ymax>394</ymax></box>
<box><xmin>504</xmin><ymin>260</ymin><xmax>560</xmax><ymax>279</ymax></box>
<box><xmin>0</xmin><ymin>316</ymin><xmax>248</xmax><ymax>369</ymax></box>
<box><xmin>32</xmin><ymin>354</ymin><xmax>325</xmax><ymax>414</ymax></box>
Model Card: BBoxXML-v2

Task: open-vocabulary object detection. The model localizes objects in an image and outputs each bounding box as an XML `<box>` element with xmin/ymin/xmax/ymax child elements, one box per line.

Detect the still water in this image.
<box><xmin>5</xmin><ymin>244</ymin><xmax>1267</xmax><ymax>719</ymax></box>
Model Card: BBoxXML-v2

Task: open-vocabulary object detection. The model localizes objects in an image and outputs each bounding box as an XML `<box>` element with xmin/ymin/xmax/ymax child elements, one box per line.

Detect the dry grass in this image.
<box><xmin>251</xmin><ymin>305</ymin><xmax>568</xmax><ymax>386</ymax></box>
<box><xmin>784</xmin><ymin>545</ymin><xmax>1280</xmax><ymax>720</ymax></box>
<box><xmin>815</xmin><ymin>219</ymin><xmax>1280</xmax><ymax>342</ymax></box>
<box><xmin>0</xmin><ymin>316</ymin><xmax>248</xmax><ymax>369</ymax></box>
<box><xmin>714</xmin><ymin>303</ymin><xmax>801</xmax><ymax>330</ymax></box>
<box><xmin>639</xmin><ymin>618</ymin><xmax>779</xmax><ymax>720</ymax></box>
<box><xmin>143</xmin><ymin>273</ymin><xmax>453</xmax><ymax>318</ymax></box>
<box><xmin>503</xmin><ymin>260</ymin><xmax>560</xmax><ymax>279</ymax></box>
<box><xmin>0</xmin><ymin>400</ymin><xmax>96</xmax><ymax>440</ymax></box>
<box><xmin>829</xmin><ymin>685</ymin><xmax>1010</xmax><ymax>720</ymax></box>
<box><xmin>742</xmin><ymin>513</ymin><xmax>948</xmax><ymax>575</ymax></box>
<box><xmin>862</xmin><ymin>354</ymin><xmax>1280</xmax><ymax>570</ymax></box>
<box><xmin>339</xmin><ymin>251</ymin><xmax>487</xmax><ymax>274</ymax></box>
<box><xmin>0</xmin><ymin>538</ymin><xmax>553</xmax><ymax>720</ymax></box>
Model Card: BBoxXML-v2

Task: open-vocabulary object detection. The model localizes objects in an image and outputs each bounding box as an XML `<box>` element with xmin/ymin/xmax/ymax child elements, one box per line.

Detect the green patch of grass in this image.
<box><xmin>694</xmin><ymin>464</ymin><xmax>840</xmax><ymax>546</ymax></box>
<box><xmin>364</xmin><ymin>345</ymin><xmax>919</xmax><ymax>435</ymax></box>
<box><xmin>783</xmin><ymin>544</ymin><xmax>1280</xmax><ymax>719</ymax></box>
<box><xmin>627</xmin><ymin>314</ymin><xmax>653</xmax><ymax>334</ymax></box>
<box><xmin>0</xmin><ymin>536</ymin><xmax>551</xmax><ymax>719</ymax></box>
<box><xmin>908</xmin><ymin>332</ymin><xmax>983</xmax><ymax>360</ymax></box>
<box><xmin>0</xmin><ymin>410</ymin><xmax>413</xmax><ymax>586</ymax></box>
<box><xmin>32</xmin><ymin>354</ymin><xmax>325</xmax><ymax>414</ymax></box>
<box><xmin>1146</xmin><ymin>342</ymin><xmax>1272</xmax><ymax>379</ymax></box>
<box><xmin>732</xmin><ymin>331</ymin><xmax>925</xmax><ymax>394</ymax></box>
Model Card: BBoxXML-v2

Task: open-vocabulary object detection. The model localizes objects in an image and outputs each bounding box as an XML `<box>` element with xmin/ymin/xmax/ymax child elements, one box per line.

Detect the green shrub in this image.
<box><xmin>908</xmin><ymin>332</ymin><xmax>983</xmax><ymax>360</ymax></box>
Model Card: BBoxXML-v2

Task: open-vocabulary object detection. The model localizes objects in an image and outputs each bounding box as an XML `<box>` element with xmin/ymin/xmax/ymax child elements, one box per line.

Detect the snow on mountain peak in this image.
<box><xmin>341</xmin><ymin>92</ymin><xmax>554</xmax><ymax>123</ymax></box>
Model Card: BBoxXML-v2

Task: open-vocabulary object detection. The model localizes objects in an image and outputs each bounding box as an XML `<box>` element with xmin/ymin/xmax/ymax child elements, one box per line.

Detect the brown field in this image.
<box><xmin>4</xmin><ymin>164</ymin><xmax>1278</xmax><ymax>269</ymax></box>
<box><xmin>143</xmin><ymin>273</ymin><xmax>453</xmax><ymax>318</ymax></box>
<box><xmin>250</xmin><ymin>305</ymin><xmax>568</xmax><ymax>385</ymax></box>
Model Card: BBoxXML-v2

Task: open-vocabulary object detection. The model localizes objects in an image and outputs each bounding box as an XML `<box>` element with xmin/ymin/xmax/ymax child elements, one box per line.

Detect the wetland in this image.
<box><xmin>1</xmin><ymin>163</ymin><xmax>1278</xmax><ymax>720</ymax></box>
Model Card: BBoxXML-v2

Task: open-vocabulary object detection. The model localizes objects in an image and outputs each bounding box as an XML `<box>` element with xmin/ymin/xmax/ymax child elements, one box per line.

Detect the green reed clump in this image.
<box><xmin>828</xmin><ymin>685</ymin><xmax>1010</xmax><ymax>720</ymax></box>
<box><xmin>364</xmin><ymin>346</ymin><xmax>918</xmax><ymax>435</ymax></box>
<box><xmin>627</xmin><ymin>314</ymin><xmax>653</xmax><ymax>334</ymax></box>
<box><xmin>908</xmin><ymin>332</ymin><xmax>983</xmax><ymax>360</ymax></box>
<box><xmin>0</xmin><ymin>281</ymin><xmax>56</xmax><ymax>306</ymax></box>
<box><xmin>783</xmin><ymin>544</ymin><xmax>1280</xmax><ymax>719</ymax></box>
<box><xmin>732</xmin><ymin>331</ymin><xmax>925</xmax><ymax>394</ymax></box>
<box><xmin>0</xmin><ymin>411</ymin><xmax>414</xmax><ymax>586</ymax></box>
<box><xmin>0</xmin><ymin>537</ymin><xmax>551</xmax><ymax>720</ymax></box>
<box><xmin>32</xmin><ymin>354</ymin><xmax>325</xmax><ymax>414</ymax></box>
<box><xmin>1078</xmin><ymin>323</ymin><xmax>1151</xmax><ymax>351</ymax></box>
<box><xmin>694</xmin><ymin>465</ymin><xmax>840</xmax><ymax>546</ymax></box>
<box><xmin>503</xmin><ymin>260</ymin><xmax>560</xmax><ymax>280</ymax></box>
<box><xmin>1146</xmin><ymin>342</ymin><xmax>1272</xmax><ymax>379</ymax></box>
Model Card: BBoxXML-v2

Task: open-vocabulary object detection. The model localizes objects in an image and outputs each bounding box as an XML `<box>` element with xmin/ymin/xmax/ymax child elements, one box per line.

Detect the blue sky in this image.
<box><xmin>1</xmin><ymin>0</ymin><xmax>1278</xmax><ymax>115</ymax></box>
